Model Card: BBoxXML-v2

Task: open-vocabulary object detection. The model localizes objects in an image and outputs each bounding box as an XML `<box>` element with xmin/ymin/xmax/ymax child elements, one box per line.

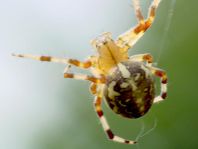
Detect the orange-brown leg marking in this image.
<box><xmin>12</xmin><ymin>53</ymin><xmax>92</xmax><ymax>69</ymax></box>
<box><xmin>67</xmin><ymin>59</ymin><xmax>91</xmax><ymax>69</ymax></box>
<box><xmin>90</xmin><ymin>83</ymin><xmax>97</xmax><ymax>95</ymax></box>
<box><xmin>130</xmin><ymin>53</ymin><xmax>153</xmax><ymax>64</ymax></box>
<box><xmin>94</xmin><ymin>91</ymin><xmax>136</xmax><ymax>144</ymax></box>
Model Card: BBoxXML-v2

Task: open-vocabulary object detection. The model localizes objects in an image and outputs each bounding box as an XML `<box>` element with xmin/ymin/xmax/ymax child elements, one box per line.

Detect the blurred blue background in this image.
<box><xmin>0</xmin><ymin>0</ymin><xmax>198</xmax><ymax>149</ymax></box>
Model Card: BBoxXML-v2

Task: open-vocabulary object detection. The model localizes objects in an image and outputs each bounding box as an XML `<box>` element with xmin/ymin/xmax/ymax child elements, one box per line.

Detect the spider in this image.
<box><xmin>13</xmin><ymin>0</ymin><xmax>167</xmax><ymax>145</ymax></box>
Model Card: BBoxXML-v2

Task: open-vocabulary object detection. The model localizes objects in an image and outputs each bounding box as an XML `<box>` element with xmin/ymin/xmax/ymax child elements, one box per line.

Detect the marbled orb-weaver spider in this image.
<box><xmin>13</xmin><ymin>0</ymin><xmax>168</xmax><ymax>145</ymax></box>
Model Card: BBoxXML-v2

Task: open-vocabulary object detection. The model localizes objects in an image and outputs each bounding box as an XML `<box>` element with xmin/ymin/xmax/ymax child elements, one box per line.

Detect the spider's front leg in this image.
<box><xmin>12</xmin><ymin>53</ymin><xmax>106</xmax><ymax>83</ymax></box>
<box><xmin>94</xmin><ymin>86</ymin><xmax>137</xmax><ymax>145</ymax></box>
<box><xmin>116</xmin><ymin>0</ymin><xmax>161</xmax><ymax>51</ymax></box>
<box><xmin>12</xmin><ymin>53</ymin><xmax>92</xmax><ymax>69</ymax></box>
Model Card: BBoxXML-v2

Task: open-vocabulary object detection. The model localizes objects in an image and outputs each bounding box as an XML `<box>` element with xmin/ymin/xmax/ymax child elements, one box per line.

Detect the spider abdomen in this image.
<box><xmin>104</xmin><ymin>61</ymin><xmax>155</xmax><ymax>118</ymax></box>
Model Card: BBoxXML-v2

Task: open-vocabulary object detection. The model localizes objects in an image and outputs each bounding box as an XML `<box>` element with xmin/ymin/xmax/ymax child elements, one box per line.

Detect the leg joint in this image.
<box><xmin>106</xmin><ymin>129</ymin><xmax>114</xmax><ymax>139</ymax></box>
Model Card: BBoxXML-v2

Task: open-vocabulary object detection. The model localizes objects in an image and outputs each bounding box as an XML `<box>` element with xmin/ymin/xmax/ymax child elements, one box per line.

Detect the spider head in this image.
<box><xmin>91</xmin><ymin>32</ymin><xmax>113</xmax><ymax>49</ymax></box>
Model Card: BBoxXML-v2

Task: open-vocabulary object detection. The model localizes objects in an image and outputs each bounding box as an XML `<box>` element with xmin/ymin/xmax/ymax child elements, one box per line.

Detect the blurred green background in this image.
<box><xmin>0</xmin><ymin>0</ymin><xmax>198</xmax><ymax>149</ymax></box>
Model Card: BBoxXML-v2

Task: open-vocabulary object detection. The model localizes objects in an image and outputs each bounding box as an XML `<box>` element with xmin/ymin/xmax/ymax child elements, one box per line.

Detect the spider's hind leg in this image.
<box><xmin>148</xmin><ymin>66</ymin><xmax>168</xmax><ymax>103</ymax></box>
<box><xmin>94</xmin><ymin>88</ymin><xmax>137</xmax><ymax>144</ymax></box>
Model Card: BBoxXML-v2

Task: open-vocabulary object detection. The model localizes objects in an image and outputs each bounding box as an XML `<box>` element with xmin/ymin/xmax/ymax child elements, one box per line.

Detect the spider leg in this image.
<box><xmin>90</xmin><ymin>83</ymin><xmax>97</xmax><ymax>95</ymax></box>
<box><xmin>132</xmin><ymin>0</ymin><xmax>145</xmax><ymax>24</ymax></box>
<box><xmin>116</xmin><ymin>0</ymin><xmax>161</xmax><ymax>51</ymax></box>
<box><xmin>129</xmin><ymin>53</ymin><xmax>153</xmax><ymax>64</ymax></box>
<box><xmin>148</xmin><ymin>66</ymin><xmax>168</xmax><ymax>103</ymax></box>
<box><xmin>64</xmin><ymin>73</ymin><xmax>105</xmax><ymax>84</ymax></box>
<box><xmin>12</xmin><ymin>53</ymin><xmax>92</xmax><ymax>69</ymax></box>
<box><xmin>94</xmin><ymin>87</ymin><xmax>137</xmax><ymax>144</ymax></box>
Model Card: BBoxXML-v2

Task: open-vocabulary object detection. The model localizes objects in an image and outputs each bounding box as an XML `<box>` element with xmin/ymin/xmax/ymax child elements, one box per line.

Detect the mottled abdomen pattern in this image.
<box><xmin>104</xmin><ymin>61</ymin><xmax>155</xmax><ymax>118</ymax></box>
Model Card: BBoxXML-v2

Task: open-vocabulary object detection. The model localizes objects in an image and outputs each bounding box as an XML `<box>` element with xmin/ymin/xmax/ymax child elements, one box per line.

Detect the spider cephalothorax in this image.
<box><xmin>13</xmin><ymin>0</ymin><xmax>167</xmax><ymax>145</ymax></box>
